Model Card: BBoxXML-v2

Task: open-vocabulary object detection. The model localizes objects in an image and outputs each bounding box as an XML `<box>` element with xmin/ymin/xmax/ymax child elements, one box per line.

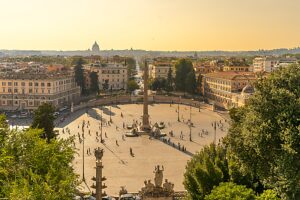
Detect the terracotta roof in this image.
<box><xmin>204</xmin><ymin>71</ymin><xmax>256</xmax><ymax>80</ymax></box>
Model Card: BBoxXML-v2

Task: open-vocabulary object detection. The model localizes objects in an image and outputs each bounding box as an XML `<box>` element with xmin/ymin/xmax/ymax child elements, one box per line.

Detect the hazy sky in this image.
<box><xmin>0</xmin><ymin>0</ymin><xmax>300</xmax><ymax>51</ymax></box>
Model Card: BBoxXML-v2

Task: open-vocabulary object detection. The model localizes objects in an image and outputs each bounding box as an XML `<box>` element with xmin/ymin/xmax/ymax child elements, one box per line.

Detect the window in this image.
<box><xmin>2</xmin><ymin>88</ymin><xmax>5</xmax><ymax>92</ymax></box>
<box><xmin>8</xmin><ymin>82</ymin><xmax>12</xmax><ymax>86</ymax></box>
<box><xmin>1</xmin><ymin>82</ymin><xmax>6</xmax><ymax>86</ymax></box>
<box><xmin>29</xmin><ymin>89</ymin><xmax>33</xmax><ymax>93</ymax></box>
<box><xmin>21</xmin><ymin>82</ymin><xmax>25</xmax><ymax>86</ymax></box>
<box><xmin>14</xmin><ymin>89</ymin><xmax>18</xmax><ymax>93</ymax></box>
<box><xmin>41</xmin><ymin>82</ymin><xmax>45</xmax><ymax>87</ymax></box>
<box><xmin>35</xmin><ymin>82</ymin><xmax>38</xmax><ymax>87</ymax></box>
<box><xmin>8</xmin><ymin>88</ymin><xmax>12</xmax><ymax>93</ymax></box>
<box><xmin>14</xmin><ymin>82</ymin><xmax>18</xmax><ymax>86</ymax></box>
<box><xmin>29</xmin><ymin>82</ymin><xmax>33</xmax><ymax>86</ymax></box>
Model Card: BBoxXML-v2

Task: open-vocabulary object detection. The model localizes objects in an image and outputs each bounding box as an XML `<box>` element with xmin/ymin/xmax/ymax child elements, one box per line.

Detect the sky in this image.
<box><xmin>0</xmin><ymin>0</ymin><xmax>300</xmax><ymax>51</ymax></box>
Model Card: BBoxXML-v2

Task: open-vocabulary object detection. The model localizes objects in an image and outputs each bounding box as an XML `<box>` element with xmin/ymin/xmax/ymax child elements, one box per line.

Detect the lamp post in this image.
<box><xmin>189</xmin><ymin>105</ymin><xmax>192</xmax><ymax>142</ymax></box>
<box><xmin>82</xmin><ymin>121</ymin><xmax>85</xmax><ymax>181</ymax></box>
<box><xmin>100</xmin><ymin>108</ymin><xmax>103</xmax><ymax>143</ymax></box>
<box><xmin>213</xmin><ymin>121</ymin><xmax>217</xmax><ymax>145</ymax></box>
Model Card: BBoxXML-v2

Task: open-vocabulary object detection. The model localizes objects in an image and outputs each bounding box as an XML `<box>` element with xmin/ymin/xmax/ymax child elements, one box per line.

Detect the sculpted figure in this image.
<box><xmin>154</xmin><ymin>165</ymin><xmax>164</xmax><ymax>187</ymax></box>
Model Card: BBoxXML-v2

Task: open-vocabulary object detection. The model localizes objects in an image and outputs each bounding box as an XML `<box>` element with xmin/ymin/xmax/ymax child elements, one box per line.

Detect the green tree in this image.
<box><xmin>204</xmin><ymin>182</ymin><xmax>256</xmax><ymax>200</ymax></box>
<box><xmin>150</xmin><ymin>78</ymin><xmax>167</xmax><ymax>91</ymax></box>
<box><xmin>166</xmin><ymin>68</ymin><xmax>174</xmax><ymax>92</ymax></box>
<box><xmin>102</xmin><ymin>79</ymin><xmax>109</xmax><ymax>92</ymax></box>
<box><xmin>31</xmin><ymin>103</ymin><xmax>56</xmax><ymax>143</ymax></box>
<box><xmin>127</xmin><ymin>79</ymin><xmax>139</xmax><ymax>92</ymax></box>
<box><xmin>257</xmin><ymin>190</ymin><xmax>280</xmax><ymax>200</ymax></box>
<box><xmin>197</xmin><ymin>74</ymin><xmax>203</xmax><ymax>95</ymax></box>
<box><xmin>185</xmin><ymin>70</ymin><xmax>197</xmax><ymax>94</ymax></box>
<box><xmin>226</xmin><ymin>64</ymin><xmax>300</xmax><ymax>199</ymax></box>
<box><xmin>74</xmin><ymin>57</ymin><xmax>85</xmax><ymax>94</ymax></box>
<box><xmin>0</xmin><ymin>127</ymin><xmax>78</xmax><ymax>199</ymax></box>
<box><xmin>175</xmin><ymin>59</ymin><xmax>194</xmax><ymax>92</ymax></box>
<box><xmin>90</xmin><ymin>71</ymin><xmax>99</xmax><ymax>94</ymax></box>
<box><xmin>184</xmin><ymin>144</ymin><xmax>229</xmax><ymax>199</ymax></box>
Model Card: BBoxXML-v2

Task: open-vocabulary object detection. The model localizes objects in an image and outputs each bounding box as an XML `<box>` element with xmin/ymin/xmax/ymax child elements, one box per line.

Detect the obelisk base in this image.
<box><xmin>141</xmin><ymin>114</ymin><xmax>151</xmax><ymax>132</ymax></box>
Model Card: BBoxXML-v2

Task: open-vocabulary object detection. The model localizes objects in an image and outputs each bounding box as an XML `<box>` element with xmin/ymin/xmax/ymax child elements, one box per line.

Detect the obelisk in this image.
<box><xmin>141</xmin><ymin>60</ymin><xmax>151</xmax><ymax>131</ymax></box>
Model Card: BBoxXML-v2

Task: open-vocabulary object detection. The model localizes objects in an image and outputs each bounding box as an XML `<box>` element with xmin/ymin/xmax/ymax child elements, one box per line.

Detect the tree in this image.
<box><xmin>175</xmin><ymin>59</ymin><xmax>194</xmax><ymax>92</ymax></box>
<box><xmin>0</xmin><ymin>124</ymin><xmax>78</xmax><ymax>199</ymax></box>
<box><xmin>127</xmin><ymin>80</ymin><xmax>139</xmax><ymax>92</ymax></box>
<box><xmin>166</xmin><ymin>68</ymin><xmax>174</xmax><ymax>92</ymax></box>
<box><xmin>226</xmin><ymin>64</ymin><xmax>300</xmax><ymax>199</ymax></box>
<box><xmin>197</xmin><ymin>74</ymin><xmax>203</xmax><ymax>95</ymax></box>
<box><xmin>184</xmin><ymin>144</ymin><xmax>229</xmax><ymax>199</ymax></box>
<box><xmin>102</xmin><ymin>79</ymin><xmax>109</xmax><ymax>92</ymax></box>
<box><xmin>90</xmin><ymin>71</ymin><xmax>99</xmax><ymax>94</ymax></box>
<box><xmin>204</xmin><ymin>182</ymin><xmax>256</xmax><ymax>200</ymax></box>
<box><xmin>257</xmin><ymin>190</ymin><xmax>280</xmax><ymax>200</ymax></box>
<box><xmin>150</xmin><ymin>78</ymin><xmax>167</xmax><ymax>91</ymax></box>
<box><xmin>185</xmin><ymin>70</ymin><xmax>197</xmax><ymax>94</ymax></box>
<box><xmin>74</xmin><ymin>57</ymin><xmax>85</xmax><ymax>94</ymax></box>
<box><xmin>31</xmin><ymin>103</ymin><xmax>56</xmax><ymax>143</ymax></box>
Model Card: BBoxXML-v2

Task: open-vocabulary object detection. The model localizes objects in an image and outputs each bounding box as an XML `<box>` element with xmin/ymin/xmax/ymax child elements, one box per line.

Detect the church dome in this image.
<box><xmin>241</xmin><ymin>84</ymin><xmax>254</xmax><ymax>96</ymax></box>
<box><xmin>92</xmin><ymin>41</ymin><xmax>100</xmax><ymax>52</ymax></box>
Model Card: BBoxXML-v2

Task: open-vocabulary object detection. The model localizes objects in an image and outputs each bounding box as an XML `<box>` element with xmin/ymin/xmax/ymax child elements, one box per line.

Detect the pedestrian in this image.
<box><xmin>116</xmin><ymin>140</ymin><xmax>119</xmax><ymax>146</ymax></box>
<box><xmin>105</xmin><ymin>132</ymin><xmax>107</xmax><ymax>138</ymax></box>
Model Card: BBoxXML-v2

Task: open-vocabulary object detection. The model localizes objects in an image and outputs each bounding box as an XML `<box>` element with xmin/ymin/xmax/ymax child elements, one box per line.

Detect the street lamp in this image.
<box><xmin>213</xmin><ymin>121</ymin><xmax>217</xmax><ymax>144</ymax></box>
<box><xmin>100</xmin><ymin>108</ymin><xmax>103</xmax><ymax>143</ymax></box>
<box><xmin>189</xmin><ymin>105</ymin><xmax>192</xmax><ymax>142</ymax></box>
<box><xmin>82</xmin><ymin>121</ymin><xmax>85</xmax><ymax>181</ymax></box>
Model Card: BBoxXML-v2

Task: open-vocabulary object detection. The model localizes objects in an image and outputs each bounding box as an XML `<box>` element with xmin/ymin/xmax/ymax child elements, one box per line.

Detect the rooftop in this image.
<box><xmin>204</xmin><ymin>71</ymin><xmax>256</xmax><ymax>80</ymax></box>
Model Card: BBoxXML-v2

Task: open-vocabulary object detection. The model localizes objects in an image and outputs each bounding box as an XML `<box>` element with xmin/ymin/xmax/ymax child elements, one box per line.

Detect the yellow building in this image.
<box><xmin>0</xmin><ymin>72</ymin><xmax>80</xmax><ymax>111</ymax></box>
<box><xmin>148</xmin><ymin>62</ymin><xmax>175</xmax><ymax>79</ymax></box>
<box><xmin>203</xmin><ymin>71</ymin><xmax>256</xmax><ymax>109</ymax></box>
<box><xmin>223</xmin><ymin>66</ymin><xmax>250</xmax><ymax>72</ymax></box>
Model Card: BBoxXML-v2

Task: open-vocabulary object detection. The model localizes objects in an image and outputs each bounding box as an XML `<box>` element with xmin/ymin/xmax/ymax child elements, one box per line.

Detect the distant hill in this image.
<box><xmin>1</xmin><ymin>47</ymin><xmax>300</xmax><ymax>57</ymax></box>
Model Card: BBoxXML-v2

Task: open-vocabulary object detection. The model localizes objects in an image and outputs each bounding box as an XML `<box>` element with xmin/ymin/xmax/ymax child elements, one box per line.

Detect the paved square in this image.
<box><xmin>57</xmin><ymin>103</ymin><xmax>228</xmax><ymax>196</ymax></box>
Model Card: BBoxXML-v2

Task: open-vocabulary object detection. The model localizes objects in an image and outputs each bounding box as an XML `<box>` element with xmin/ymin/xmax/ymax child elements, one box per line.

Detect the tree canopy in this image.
<box><xmin>74</xmin><ymin>57</ymin><xmax>86</xmax><ymax>94</ymax></box>
<box><xmin>31</xmin><ymin>103</ymin><xmax>56</xmax><ymax>143</ymax></box>
<box><xmin>90</xmin><ymin>71</ymin><xmax>99</xmax><ymax>94</ymax></box>
<box><xmin>175</xmin><ymin>59</ymin><xmax>196</xmax><ymax>94</ymax></box>
<box><xmin>127</xmin><ymin>79</ymin><xmax>139</xmax><ymax>92</ymax></box>
<box><xmin>226</xmin><ymin>64</ymin><xmax>300</xmax><ymax>199</ymax></box>
<box><xmin>204</xmin><ymin>182</ymin><xmax>256</xmax><ymax>200</ymax></box>
<box><xmin>184</xmin><ymin>144</ymin><xmax>229</xmax><ymax>199</ymax></box>
<box><xmin>0</xmin><ymin>114</ymin><xmax>78</xmax><ymax>199</ymax></box>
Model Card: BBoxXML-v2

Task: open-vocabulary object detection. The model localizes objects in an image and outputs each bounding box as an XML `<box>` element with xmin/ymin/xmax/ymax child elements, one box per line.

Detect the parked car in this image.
<box><xmin>11</xmin><ymin>114</ymin><xmax>17</xmax><ymax>118</ymax></box>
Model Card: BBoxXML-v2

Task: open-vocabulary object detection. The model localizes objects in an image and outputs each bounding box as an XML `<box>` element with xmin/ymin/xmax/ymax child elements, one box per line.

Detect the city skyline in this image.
<box><xmin>1</xmin><ymin>0</ymin><xmax>300</xmax><ymax>51</ymax></box>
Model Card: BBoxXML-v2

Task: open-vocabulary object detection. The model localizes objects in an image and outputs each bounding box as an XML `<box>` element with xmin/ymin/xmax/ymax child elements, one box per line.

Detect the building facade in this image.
<box><xmin>203</xmin><ymin>71</ymin><xmax>257</xmax><ymax>109</ymax></box>
<box><xmin>0</xmin><ymin>73</ymin><xmax>80</xmax><ymax>111</ymax></box>
<box><xmin>223</xmin><ymin>65</ymin><xmax>250</xmax><ymax>72</ymax></box>
<box><xmin>86</xmin><ymin>62</ymin><xmax>128</xmax><ymax>91</ymax></box>
<box><xmin>148</xmin><ymin>62</ymin><xmax>175</xmax><ymax>79</ymax></box>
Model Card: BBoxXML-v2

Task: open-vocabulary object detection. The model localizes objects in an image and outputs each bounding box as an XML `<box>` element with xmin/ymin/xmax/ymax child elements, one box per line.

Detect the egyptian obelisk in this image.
<box><xmin>141</xmin><ymin>60</ymin><xmax>151</xmax><ymax>131</ymax></box>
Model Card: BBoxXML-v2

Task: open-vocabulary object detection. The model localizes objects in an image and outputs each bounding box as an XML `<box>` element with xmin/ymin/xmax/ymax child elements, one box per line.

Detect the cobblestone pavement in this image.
<box><xmin>57</xmin><ymin>103</ymin><xmax>228</xmax><ymax>196</ymax></box>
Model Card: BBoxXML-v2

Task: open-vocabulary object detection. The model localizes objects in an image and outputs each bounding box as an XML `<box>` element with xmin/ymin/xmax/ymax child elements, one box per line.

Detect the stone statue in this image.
<box><xmin>154</xmin><ymin>165</ymin><xmax>164</xmax><ymax>187</ymax></box>
<box><xmin>119</xmin><ymin>186</ymin><xmax>128</xmax><ymax>196</ymax></box>
<box><xmin>163</xmin><ymin>179</ymin><xmax>174</xmax><ymax>193</ymax></box>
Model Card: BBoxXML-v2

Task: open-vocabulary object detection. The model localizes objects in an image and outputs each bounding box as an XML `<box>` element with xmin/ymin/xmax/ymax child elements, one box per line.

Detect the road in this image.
<box><xmin>133</xmin><ymin>57</ymin><xmax>144</xmax><ymax>95</ymax></box>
